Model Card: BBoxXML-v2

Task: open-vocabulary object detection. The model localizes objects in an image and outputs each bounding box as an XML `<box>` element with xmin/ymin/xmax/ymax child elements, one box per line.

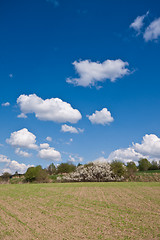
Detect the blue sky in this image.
<box><xmin>1</xmin><ymin>0</ymin><xmax>160</xmax><ymax>174</ymax></box>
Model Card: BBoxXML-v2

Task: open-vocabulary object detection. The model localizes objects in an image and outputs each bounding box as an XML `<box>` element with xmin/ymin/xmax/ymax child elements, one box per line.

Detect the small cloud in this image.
<box><xmin>40</xmin><ymin>143</ymin><xmax>50</xmax><ymax>149</ymax></box>
<box><xmin>66</xmin><ymin>59</ymin><xmax>130</xmax><ymax>88</ymax></box>
<box><xmin>130</xmin><ymin>11</ymin><xmax>149</xmax><ymax>34</ymax></box>
<box><xmin>87</xmin><ymin>108</ymin><xmax>114</xmax><ymax>125</ymax></box>
<box><xmin>61</xmin><ymin>124</ymin><xmax>84</xmax><ymax>134</ymax></box>
<box><xmin>6</xmin><ymin>128</ymin><xmax>38</xmax><ymax>150</ymax></box>
<box><xmin>143</xmin><ymin>17</ymin><xmax>160</xmax><ymax>41</ymax></box>
<box><xmin>1</xmin><ymin>102</ymin><xmax>10</xmax><ymax>107</ymax></box>
<box><xmin>17</xmin><ymin>113</ymin><xmax>27</xmax><ymax>118</ymax></box>
<box><xmin>38</xmin><ymin>147</ymin><xmax>61</xmax><ymax>161</ymax></box>
<box><xmin>15</xmin><ymin>148</ymin><xmax>32</xmax><ymax>158</ymax></box>
<box><xmin>46</xmin><ymin>136</ymin><xmax>52</xmax><ymax>142</ymax></box>
<box><xmin>9</xmin><ymin>74</ymin><xmax>13</xmax><ymax>78</ymax></box>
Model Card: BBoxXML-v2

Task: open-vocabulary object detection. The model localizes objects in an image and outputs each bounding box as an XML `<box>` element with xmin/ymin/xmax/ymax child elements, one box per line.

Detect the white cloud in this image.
<box><xmin>133</xmin><ymin>134</ymin><xmax>160</xmax><ymax>157</ymax></box>
<box><xmin>17</xmin><ymin>113</ymin><xmax>27</xmax><ymax>118</ymax></box>
<box><xmin>130</xmin><ymin>11</ymin><xmax>149</xmax><ymax>33</ymax></box>
<box><xmin>143</xmin><ymin>18</ymin><xmax>160</xmax><ymax>41</ymax></box>
<box><xmin>87</xmin><ymin>108</ymin><xmax>114</xmax><ymax>125</ymax></box>
<box><xmin>1</xmin><ymin>102</ymin><xmax>10</xmax><ymax>107</ymax></box>
<box><xmin>40</xmin><ymin>143</ymin><xmax>50</xmax><ymax>149</ymax></box>
<box><xmin>15</xmin><ymin>148</ymin><xmax>32</xmax><ymax>158</ymax></box>
<box><xmin>17</xmin><ymin>94</ymin><xmax>82</xmax><ymax>123</ymax></box>
<box><xmin>46</xmin><ymin>136</ymin><xmax>52</xmax><ymax>142</ymax></box>
<box><xmin>0</xmin><ymin>154</ymin><xmax>11</xmax><ymax>163</ymax></box>
<box><xmin>66</xmin><ymin>59</ymin><xmax>130</xmax><ymax>87</ymax></box>
<box><xmin>68</xmin><ymin>154</ymin><xmax>83</xmax><ymax>163</ymax></box>
<box><xmin>6</xmin><ymin>128</ymin><xmax>38</xmax><ymax>150</ymax></box>
<box><xmin>93</xmin><ymin>156</ymin><xmax>109</xmax><ymax>164</ymax></box>
<box><xmin>0</xmin><ymin>154</ymin><xmax>33</xmax><ymax>174</ymax></box>
<box><xmin>104</xmin><ymin>134</ymin><xmax>160</xmax><ymax>164</ymax></box>
<box><xmin>6</xmin><ymin>160</ymin><xmax>33</xmax><ymax>174</ymax></box>
<box><xmin>61</xmin><ymin>124</ymin><xmax>84</xmax><ymax>134</ymax></box>
<box><xmin>38</xmin><ymin>147</ymin><xmax>61</xmax><ymax>161</ymax></box>
<box><xmin>107</xmin><ymin>147</ymin><xmax>145</xmax><ymax>164</ymax></box>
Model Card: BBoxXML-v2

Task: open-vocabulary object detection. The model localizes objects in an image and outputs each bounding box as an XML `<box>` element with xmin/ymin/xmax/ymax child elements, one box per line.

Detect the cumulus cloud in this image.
<box><xmin>130</xmin><ymin>11</ymin><xmax>149</xmax><ymax>33</ymax></box>
<box><xmin>46</xmin><ymin>136</ymin><xmax>52</xmax><ymax>142</ymax></box>
<box><xmin>40</xmin><ymin>143</ymin><xmax>50</xmax><ymax>149</ymax></box>
<box><xmin>61</xmin><ymin>124</ymin><xmax>84</xmax><ymax>134</ymax></box>
<box><xmin>15</xmin><ymin>148</ymin><xmax>32</xmax><ymax>158</ymax></box>
<box><xmin>66</xmin><ymin>59</ymin><xmax>130</xmax><ymax>87</ymax></box>
<box><xmin>17</xmin><ymin>94</ymin><xmax>82</xmax><ymax>123</ymax></box>
<box><xmin>87</xmin><ymin>108</ymin><xmax>114</xmax><ymax>125</ymax></box>
<box><xmin>38</xmin><ymin>147</ymin><xmax>61</xmax><ymax>161</ymax></box>
<box><xmin>6</xmin><ymin>128</ymin><xmax>38</xmax><ymax>150</ymax></box>
<box><xmin>143</xmin><ymin>18</ymin><xmax>160</xmax><ymax>41</ymax></box>
<box><xmin>1</xmin><ymin>102</ymin><xmax>10</xmax><ymax>107</ymax></box>
<box><xmin>133</xmin><ymin>134</ymin><xmax>160</xmax><ymax>157</ymax></box>
<box><xmin>103</xmin><ymin>134</ymin><xmax>160</xmax><ymax>164</ymax></box>
<box><xmin>0</xmin><ymin>154</ymin><xmax>11</xmax><ymax>163</ymax></box>
<box><xmin>0</xmin><ymin>154</ymin><xmax>33</xmax><ymax>174</ymax></box>
<box><xmin>93</xmin><ymin>156</ymin><xmax>108</xmax><ymax>164</ymax></box>
<box><xmin>107</xmin><ymin>147</ymin><xmax>145</xmax><ymax>164</ymax></box>
<box><xmin>7</xmin><ymin>160</ymin><xmax>33</xmax><ymax>174</ymax></box>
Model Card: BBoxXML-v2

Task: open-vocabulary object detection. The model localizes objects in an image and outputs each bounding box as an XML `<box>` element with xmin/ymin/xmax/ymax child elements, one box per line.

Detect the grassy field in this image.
<box><xmin>0</xmin><ymin>182</ymin><xmax>160</xmax><ymax>240</ymax></box>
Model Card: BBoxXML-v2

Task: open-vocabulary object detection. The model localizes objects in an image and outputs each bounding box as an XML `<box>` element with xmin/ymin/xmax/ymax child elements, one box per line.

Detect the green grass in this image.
<box><xmin>136</xmin><ymin>169</ymin><xmax>160</xmax><ymax>175</ymax></box>
<box><xmin>0</xmin><ymin>182</ymin><xmax>160</xmax><ymax>240</ymax></box>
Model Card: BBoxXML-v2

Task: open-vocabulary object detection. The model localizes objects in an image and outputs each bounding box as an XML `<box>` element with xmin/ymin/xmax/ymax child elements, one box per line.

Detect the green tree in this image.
<box><xmin>1</xmin><ymin>172</ymin><xmax>12</xmax><ymax>181</ymax></box>
<box><xmin>25</xmin><ymin>165</ymin><xmax>49</xmax><ymax>183</ymax></box>
<box><xmin>126</xmin><ymin>161</ymin><xmax>137</xmax><ymax>175</ymax></box>
<box><xmin>138</xmin><ymin>158</ymin><xmax>151</xmax><ymax>171</ymax></box>
<box><xmin>47</xmin><ymin>163</ymin><xmax>56</xmax><ymax>175</ymax></box>
<box><xmin>57</xmin><ymin>162</ymin><xmax>76</xmax><ymax>174</ymax></box>
<box><xmin>149</xmin><ymin>160</ymin><xmax>159</xmax><ymax>170</ymax></box>
<box><xmin>110</xmin><ymin>160</ymin><xmax>126</xmax><ymax>177</ymax></box>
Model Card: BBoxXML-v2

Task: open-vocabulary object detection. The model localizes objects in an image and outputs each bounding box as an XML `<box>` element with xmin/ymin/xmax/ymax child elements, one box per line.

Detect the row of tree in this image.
<box><xmin>0</xmin><ymin>158</ymin><xmax>160</xmax><ymax>183</ymax></box>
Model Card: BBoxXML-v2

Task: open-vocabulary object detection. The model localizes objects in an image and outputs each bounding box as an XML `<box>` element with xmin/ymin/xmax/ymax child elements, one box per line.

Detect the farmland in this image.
<box><xmin>0</xmin><ymin>182</ymin><xmax>160</xmax><ymax>240</ymax></box>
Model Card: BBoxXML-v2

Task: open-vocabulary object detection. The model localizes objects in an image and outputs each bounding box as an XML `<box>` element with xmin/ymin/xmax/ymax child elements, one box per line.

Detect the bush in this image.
<box><xmin>25</xmin><ymin>165</ymin><xmax>49</xmax><ymax>183</ymax></box>
<box><xmin>138</xmin><ymin>158</ymin><xmax>151</xmax><ymax>171</ymax></box>
<box><xmin>110</xmin><ymin>160</ymin><xmax>126</xmax><ymax>177</ymax></box>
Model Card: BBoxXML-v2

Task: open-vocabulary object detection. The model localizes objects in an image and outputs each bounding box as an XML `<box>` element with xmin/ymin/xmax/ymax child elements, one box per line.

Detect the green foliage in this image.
<box><xmin>138</xmin><ymin>158</ymin><xmax>151</xmax><ymax>171</ymax></box>
<box><xmin>25</xmin><ymin>165</ymin><xmax>49</xmax><ymax>183</ymax></box>
<box><xmin>46</xmin><ymin>163</ymin><xmax>56</xmax><ymax>175</ymax></box>
<box><xmin>1</xmin><ymin>172</ymin><xmax>12</xmax><ymax>181</ymax></box>
<box><xmin>110</xmin><ymin>160</ymin><xmax>126</xmax><ymax>177</ymax></box>
<box><xmin>84</xmin><ymin>162</ymin><xmax>94</xmax><ymax>168</ymax></box>
<box><xmin>126</xmin><ymin>161</ymin><xmax>137</xmax><ymax>175</ymax></box>
<box><xmin>57</xmin><ymin>162</ymin><xmax>76</xmax><ymax>174</ymax></box>
<box><xmin>149</xmin><ymin>160</ymin><xmax>159</xmax><ymax>170</ymax></box>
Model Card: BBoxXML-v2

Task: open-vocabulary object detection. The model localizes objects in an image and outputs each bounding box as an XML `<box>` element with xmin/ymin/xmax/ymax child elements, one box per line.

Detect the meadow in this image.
<box><xmin>0</xmin><ymin>182</ymin><xmax>160</xmax><ymax>240</ymax></box>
